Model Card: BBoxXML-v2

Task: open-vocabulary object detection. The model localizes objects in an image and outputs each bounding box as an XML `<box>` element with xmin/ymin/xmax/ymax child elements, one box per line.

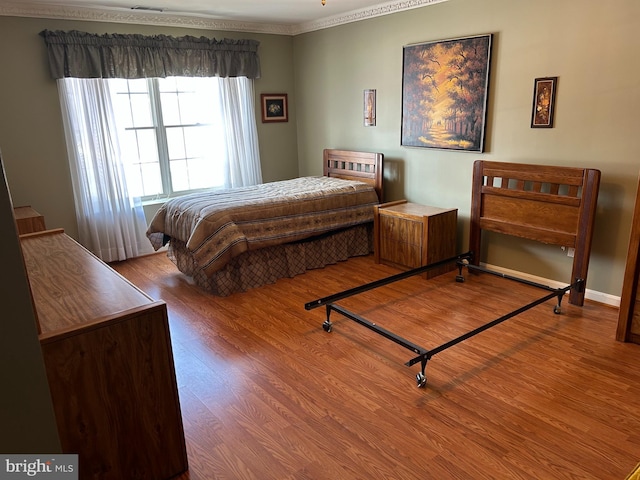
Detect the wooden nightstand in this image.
<box><xmin>14</xmin><ymin>205</ymin><xmax>46</xmax><ymax>235</ymax></box>
<box><xmin>374</xmin><ymin>200</ymin><xmax>458</xmax><ymax>278</ymax></box>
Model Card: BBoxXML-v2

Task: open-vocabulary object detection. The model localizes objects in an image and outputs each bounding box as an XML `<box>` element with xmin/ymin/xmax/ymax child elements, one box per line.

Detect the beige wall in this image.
<box><xmin>0</xmin><ymin>16</ymin><xmax>298</xmax><ymax>239</ymax></box>
<box><xmin>0</xmin><ymin>154</ymin><xmax>60</xmax><ymax>453</ymax></box>
<box><xmin>294</xmin><ymin>0</ymin><xmax>640</xmax><ymax>302</ymax></box>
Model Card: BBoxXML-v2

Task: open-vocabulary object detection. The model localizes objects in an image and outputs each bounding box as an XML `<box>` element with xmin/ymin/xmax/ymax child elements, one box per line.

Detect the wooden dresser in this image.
<box><xmin>374</xmin><ymin>200</ymin><xmax>458</xmax><ymax>279</ymax></box>
<box><xmin>14</xmin><ymin>205</ymin><xmax>46</xmax><ymax>235</ymax></box>
<box><xmin>617</xmin><ymin>175</ymin><xmax>640</xmax><ymax>344</ymax></box>
<box><xmin>20</xmin><ymin>229</ymin><xmax>188</xmax><ymax>479</ymax></box>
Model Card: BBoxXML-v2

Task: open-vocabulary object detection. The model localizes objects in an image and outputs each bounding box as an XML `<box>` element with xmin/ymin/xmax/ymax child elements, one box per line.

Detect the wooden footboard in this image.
<box><xmin>469</xmin><ymin>160</ymin><xmax>600</xmax><ymax>305</ymax></box>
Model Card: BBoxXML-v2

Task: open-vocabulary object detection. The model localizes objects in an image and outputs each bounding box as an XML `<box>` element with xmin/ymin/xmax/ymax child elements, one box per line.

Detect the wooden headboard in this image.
<box><xmin>323</xmin><ymin>149</ymin><xmax>384</xmax><ymax>202</ymax></box>
<box><xmin>469</xmin><ymin>160</ymin><xmax>600</xmax><ymax>306</ymax></box>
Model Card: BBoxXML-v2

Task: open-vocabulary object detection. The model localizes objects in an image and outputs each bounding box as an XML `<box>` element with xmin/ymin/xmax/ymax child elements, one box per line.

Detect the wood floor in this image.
<box><xmin>111</xmin><ymin>253</ymin><xmax>640</xmax><ymax>480</ymax></box>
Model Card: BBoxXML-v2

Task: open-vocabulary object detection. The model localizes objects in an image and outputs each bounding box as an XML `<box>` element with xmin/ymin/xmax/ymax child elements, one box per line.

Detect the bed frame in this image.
<box><xmin>470</xmin><ymin>160</ymin><xmax>600</xmax><ymax>306</ymax></box>
<box><xmin>305</xmin><ymin>160</ymin><xmax>600</xmax><ymax>388</ymax></box>
<box><xmin>324</xmin><ymin>148</ymin><xmax>384</xmax><ymax>202</ymax></box>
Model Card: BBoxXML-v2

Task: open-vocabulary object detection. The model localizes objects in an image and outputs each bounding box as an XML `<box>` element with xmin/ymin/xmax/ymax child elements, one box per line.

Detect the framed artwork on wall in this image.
<box><xmin>531</xmin><ymin>77</ymin><xmax>557</xmax><ymax>128</ymax></box>
<box><xmin>261</xmin><ymin>93</ymin><xmax>288</xmax><ymax>123</ymax></box>
<box><xmin>401</xmin><ymin>34</ymin><xmax>492</xmax><ymax>152</ymax></box>
<box><xmin>364</xmin><ymin>89</ymin><xmax>376</xmax><ymax>126</ymax></box>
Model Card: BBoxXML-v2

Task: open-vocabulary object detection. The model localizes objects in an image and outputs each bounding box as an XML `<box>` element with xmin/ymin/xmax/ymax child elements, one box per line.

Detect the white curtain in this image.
<box><xmin>218</xmin><ymin>77</ymin><xmax>263</xmax><ymax>187</ymax></box>
<box><xmin>57</xmin><ymin>77</ymin><xmax>154</xmax><ymax>262</ymax></box>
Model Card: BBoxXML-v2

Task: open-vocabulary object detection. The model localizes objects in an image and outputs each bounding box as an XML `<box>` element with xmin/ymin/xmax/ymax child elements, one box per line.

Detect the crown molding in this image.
<box><xmin>0</xmin><ymin>0</ymin><xmax>448</xmax><ymax>36</ymax></box>
<box><xmin>0</xmin><ymin>3</ymin><xmax>294</xmax><ymax>35</ymax></box>
<box><xmin>293</xmin><ymin>0</ymin><xmax>447</xmax><ymax>35</ymax></box>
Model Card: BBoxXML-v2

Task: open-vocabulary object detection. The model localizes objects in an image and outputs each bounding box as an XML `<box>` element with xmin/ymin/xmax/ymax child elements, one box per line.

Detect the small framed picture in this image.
<box><xmin>531</xmin><ymin>77</ymin><xmax>557</xmax><ymax>128</ymax></box>
<box><xmin>261</xmin><ymin>93</ymin><xmax>288</xmax><ymax>123</ymax></box>
<box><xmin>364</xmin><ymin>89</ymin><xmax>376</xmax><ymax>126</ymax></box>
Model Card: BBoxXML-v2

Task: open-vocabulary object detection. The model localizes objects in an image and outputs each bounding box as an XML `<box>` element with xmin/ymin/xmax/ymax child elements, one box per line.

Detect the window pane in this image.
<box><xmin>188</xmin><ymin>157</ymin><xmax>223</xmax><ymax>189</ymax></box>
<box><xmin>120</xmin><ymin>129</ymin><xmax>139</xmax><ymax>161</ymax></box>
<box><xmin>160</xmin><ymin>91</ymin><xmax>181</xmax><ymax>125</ymax></box>
<box><xmin>130</xmin><ymin>93</ymin><xmax>153</xmax><ymax>127</ymax></box>
<box><xmin>136</xmin><ymin>129</ymin><xmax>158</xmax><ymax>163</ymax></box>
<box><xmin>190</xmin><ymin>78</ymin><xmax>217</xmax><ymax>122</ymax></box>
<box><xmin>166</xmin><ymin>127</ymin><xmax>186</xmax><ymax>160</ymax></box>
<box><xmin>110</xmin><ymin>79</ymin><xmax>153</xmax><ymax>128</ymax></box>
<box><xmin>111</xmin><ymin>81</ymin><xmax>133</xmax><ymax>129</ymax></box>
<box><xmin>124</xmin><ymin>163</ymin><xmax>144</xmax><ymax>198</ymax></box>
<box><xmin>114</xmin><ymin>97</ymin><xmax>134</xmax><ymax>129</ymax></box>
<box><xmin>162</xmin><ymin>77</ymin><xmax>218</xmax><ymax>126</ymax></box>
<box><xmin>178</xmin><ymin>91</ymin><xmax>200</xmax><ymax>125</ymax></box>
<box><xmin>159</xmin><ymin>77</ymin><xmax>189</xmax><ymax>125</ymax></box>
<box><xmin>158</xmin><ymin>77</ymin><xmax>178</xmax><ymax>92</ymax></box>
<box><xmin>141</xmin><ymin>162</ymin><xmax>162</xmax><ymax>196</ymax></box>
<box><xmin>127</xmin><ymin>78</ymin><xmax>148</xmax><ymax>93</ymax></box>
<box><xmin>169</xmin><ymin>159</ymin><xmax>189</xmax><ymax>192</ymax></box>
<box><xmin>120</xmin><ymin>128</ymin><xmax>162</xmax><ymax>197</ymax></box>
<box><xmin>110</xmin><ymin>78</ymin><xmax>128</xmax><ymax>91</ymax></box>
<box><xmin>136</xmin><ymin>129</ymin><xmax>162</xmax><ymax>196</ymax></box>
<box><xmin>174</xmin><ymin>77</ymin><xmax>198</xmax><ymax>91</ymax></box>
<box><xmin>183</xmin><ymin>125</ymin><xmax>208</xmax><ymax>158</ymax></box>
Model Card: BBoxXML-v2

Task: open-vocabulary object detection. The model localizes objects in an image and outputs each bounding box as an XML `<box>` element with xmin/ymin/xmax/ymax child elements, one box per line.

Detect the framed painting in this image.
<box><xmin>401</xmin><ymin>34</ymin><xmax>492</xmax><ymax>152</ymax></box>
<box><xmin>261</xmin><ymin>93</ymin><xmax>288</xmax><ymax>123</ymax></box>
<box><xmin>531</xmin><ymin>77</ymin><xmax>557</xmax><ymax>128</ymax></box>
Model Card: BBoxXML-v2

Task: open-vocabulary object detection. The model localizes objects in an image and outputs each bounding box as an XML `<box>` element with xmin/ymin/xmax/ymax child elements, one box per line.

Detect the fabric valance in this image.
<box><xmin>40</xmin><ymin>30</ymin><xmax>261</xmax><ymax>79</ymax></box>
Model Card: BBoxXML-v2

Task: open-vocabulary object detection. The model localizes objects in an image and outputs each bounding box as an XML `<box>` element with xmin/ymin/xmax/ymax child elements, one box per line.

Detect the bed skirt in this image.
<box><xmin>167</xmin><ymin>223</ymin><xmax>373</xmax><ymax>296</ymax></box>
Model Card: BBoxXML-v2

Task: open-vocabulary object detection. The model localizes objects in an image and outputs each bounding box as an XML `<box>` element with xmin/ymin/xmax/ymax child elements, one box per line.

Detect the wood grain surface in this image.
<box><xmin>21</xmin><ymin>231</ymin><xmax>152</xmax><ymax>335</ymax></box>
<box><xmin>22</xmin><ymin>231</ymin><xmax>187</xmax><ymax>479</ymax></box>
<box><xmin>112</xmin><ymin>252</ymin><xmax>640</xmax><ymax>480</ymax></box>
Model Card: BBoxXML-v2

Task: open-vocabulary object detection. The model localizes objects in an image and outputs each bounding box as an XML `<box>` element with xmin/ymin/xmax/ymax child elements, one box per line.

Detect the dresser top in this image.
<box><xmin>20</xmin><ymin>230</ymin><xmax>155</xmax><ymax>336</ymax></box>
<box><xmin>13</xmin><ymin>205</ymin><xmax>43</xmax><ymax>220</ymax></box>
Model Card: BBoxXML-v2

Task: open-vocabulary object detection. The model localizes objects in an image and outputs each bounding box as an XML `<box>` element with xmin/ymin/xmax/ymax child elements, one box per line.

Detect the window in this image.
<box><xmin>111</xmin><ymin>76</ymin><xmax>227</xmax><ymax>200</ymax></box>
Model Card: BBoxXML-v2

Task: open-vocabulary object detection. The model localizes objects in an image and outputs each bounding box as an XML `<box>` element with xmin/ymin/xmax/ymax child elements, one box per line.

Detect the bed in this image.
<box><xmin>305</xmin><ymin>159</ymin><xmax>601</xmax><ymax>388</ymax></box>
<box><xmin>469</xmin><ymin>160</ymin><xmax>601</xmax><ymax>306</ymax></box>
<box><xmin>147</xmin><ymin>149</ymin><xmax>384</xmax><ymax>296</ymax></box>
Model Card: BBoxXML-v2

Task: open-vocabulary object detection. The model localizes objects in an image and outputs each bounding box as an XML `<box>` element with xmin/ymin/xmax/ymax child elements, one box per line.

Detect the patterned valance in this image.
<box><xmin>40</xmin><ymin>30</ymin><xmax>261</xmax><ymax>79</ymax></box>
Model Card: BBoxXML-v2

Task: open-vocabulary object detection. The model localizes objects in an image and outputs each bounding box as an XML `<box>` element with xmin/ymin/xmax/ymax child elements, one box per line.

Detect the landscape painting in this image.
<box><xmin>401</xmin><ymin>34</ymin><xmax>492</xmax><ymax>152</ymax></box>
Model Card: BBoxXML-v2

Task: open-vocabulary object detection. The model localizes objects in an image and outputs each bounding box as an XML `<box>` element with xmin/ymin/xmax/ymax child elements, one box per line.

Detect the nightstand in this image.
<box><xmin>374</xmin><ymin>200</ymin><xmax>457</xmax><ymax>278</ymax></box>
<box><xmin>14</xmin><ymin>205</ymin><xmax>46</xmax><ymax>235</ymax></box>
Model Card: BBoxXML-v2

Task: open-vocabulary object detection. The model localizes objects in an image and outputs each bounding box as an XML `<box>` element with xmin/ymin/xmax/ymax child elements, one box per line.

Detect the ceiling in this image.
<box><xmin>0</xmin><ymin>0</ymin><xmax>447</xmax><ymax>35</ymax></box>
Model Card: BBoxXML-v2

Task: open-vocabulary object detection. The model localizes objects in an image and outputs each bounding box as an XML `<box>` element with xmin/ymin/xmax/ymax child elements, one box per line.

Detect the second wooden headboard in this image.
<box><xmin>469</xmin><ymin>160</ymin><xmax>601</xmax><ymax>306</ymax></box>
<box><xmin>323</xmin><ymin>149</ymin><xmax>384</xmax><ymax>202</ymax></box>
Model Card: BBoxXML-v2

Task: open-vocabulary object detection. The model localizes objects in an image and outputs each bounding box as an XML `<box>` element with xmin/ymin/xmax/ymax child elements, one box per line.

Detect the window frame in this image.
<box><xmin>115</xmin><ymin>77</ymin><xmax>224</xmax><ymax>202</ymax></box>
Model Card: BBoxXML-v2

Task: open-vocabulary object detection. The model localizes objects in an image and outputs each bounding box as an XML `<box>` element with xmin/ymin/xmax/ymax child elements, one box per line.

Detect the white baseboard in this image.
<box><xmin>482</xmin><ymin>263</ymin><xmax>620</xmax><ymax>308</ymax></box>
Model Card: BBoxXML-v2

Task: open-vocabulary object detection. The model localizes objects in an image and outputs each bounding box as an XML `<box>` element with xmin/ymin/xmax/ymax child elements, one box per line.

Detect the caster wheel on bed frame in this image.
<box><xmin>553</xmin><ymin>305</ymin><xmax>562</xmax><ymax>315</ymax></box>
<box><xmin>416</xmin><ymin>373</ymin><xmax>427</xmax><ymax>388</ymax></box>
<box><xmin>322</xmin><ymin>321</ymin><xmax>333</xmax><ymax>333</ymax></box>
<box><xmin>455</xmin><ymin>275</ymin><xmax>465</xmax><ymax>283</ymax></box>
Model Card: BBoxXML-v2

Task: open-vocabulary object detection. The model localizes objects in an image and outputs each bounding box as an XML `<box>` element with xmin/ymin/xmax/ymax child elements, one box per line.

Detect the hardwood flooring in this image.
<box><xmin>111</xmin><ymin>253</ymin><xmax>640</xmax><ymax>480</ymax></box>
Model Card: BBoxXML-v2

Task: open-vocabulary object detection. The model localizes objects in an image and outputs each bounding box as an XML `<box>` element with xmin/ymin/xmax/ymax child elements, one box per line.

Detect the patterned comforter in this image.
<box><xmin>146</xmin><ymin>176</ymin><xmax>379</xmax><ymax>277</ymax></box>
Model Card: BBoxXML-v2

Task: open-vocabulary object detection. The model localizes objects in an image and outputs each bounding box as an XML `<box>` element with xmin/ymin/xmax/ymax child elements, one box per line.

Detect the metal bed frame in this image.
<box><xmin>305</xmin><ymin>252</ymin><xmax>585</xmax><ymax>388</ymax></box>
<box><xmin>305</xmin><ymin>160</ymin><xmax>600</xmax><ymax>388</ymax></box>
